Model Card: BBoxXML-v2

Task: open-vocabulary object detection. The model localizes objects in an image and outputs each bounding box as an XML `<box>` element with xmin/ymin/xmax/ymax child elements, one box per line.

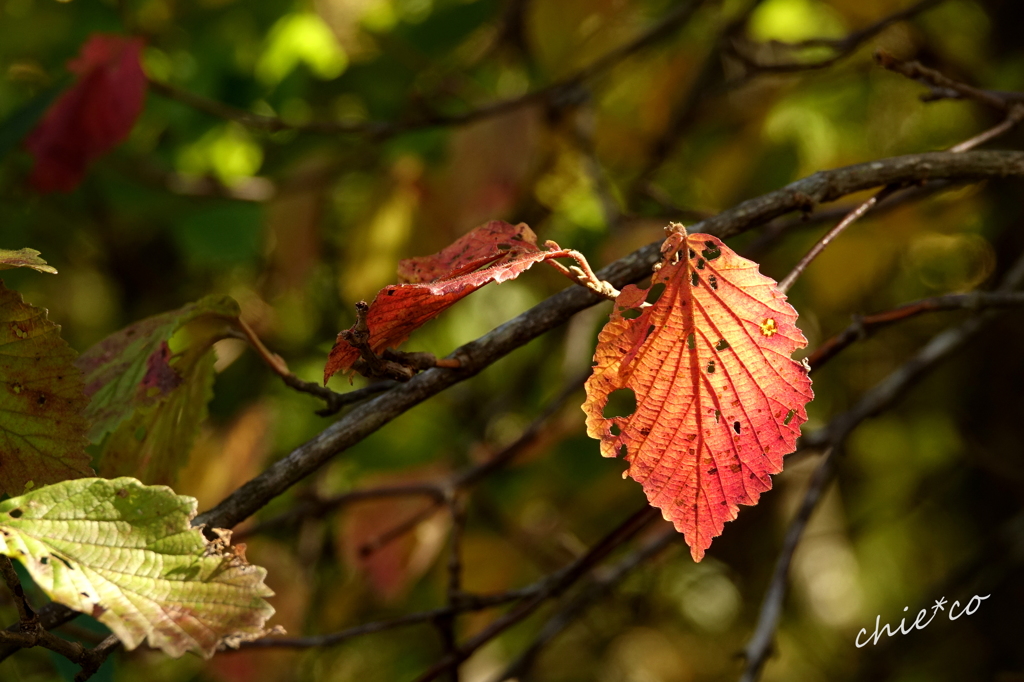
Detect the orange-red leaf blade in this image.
<box><xmin>325</xmin><ymin>221</ymin><xmax>569</xmax><ymax>382</ymax></box>
<box><xmin>583</xmin><ymin>229</ymin><xmax>813</xmax><ymax>561</ymax></box>
<box><xmin>396</xmin><ymin>220</ymin><xmax>540</xmax><ymax>284</ymax></box>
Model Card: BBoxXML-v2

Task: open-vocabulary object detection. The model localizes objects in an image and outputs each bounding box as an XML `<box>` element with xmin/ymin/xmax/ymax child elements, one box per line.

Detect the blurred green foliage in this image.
<box><xmin>2</xmin><ymin>0</ymin><xmax>1024</xmax><ymax>680</ymax></box>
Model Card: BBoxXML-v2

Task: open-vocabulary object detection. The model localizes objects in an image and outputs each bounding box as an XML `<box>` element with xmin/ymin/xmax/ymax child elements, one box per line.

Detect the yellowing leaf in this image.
<box><xmin>583</xmin><ymin>226</ymin><xmax>813</xmax><ymax>562</ymax></box>
<box><xmin>0</xmin><ymin>282</ymin><xmax>91</xmax><ymax>495</ymax></box>
<box><xmin>0</xmin><ymin>248</ymin><xmax>57</xmax><ymax>274</ymax></box>
<box><xmin>0</xmin><ymin>477</ymin><xmax>276</xmax><ymax>658</ymax></box>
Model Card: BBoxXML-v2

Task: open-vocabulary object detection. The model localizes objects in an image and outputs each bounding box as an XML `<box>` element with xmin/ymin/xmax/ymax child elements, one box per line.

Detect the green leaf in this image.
<box><xmin>0</xmin><ymin>477</ymin><xmax>276</xmax><ymax>658</ymax></box>
<box><xmin>0</xmin><ymin>282</ymin><xmax>92</xmax><ymax>495</ymax></box>
<box><xmin>76</xmin><ymin>296</ymin><xmax>240</xmax><ymax>484</ymax></box>
<box><xmin>0</xmin><ymin>248</ymin><xmax>57</xmax><ymax>274</ymax></box>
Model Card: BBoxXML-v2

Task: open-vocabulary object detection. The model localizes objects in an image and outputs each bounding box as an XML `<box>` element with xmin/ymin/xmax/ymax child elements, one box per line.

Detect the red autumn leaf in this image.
<box><xmin>324</xmin><ymin>221</ymin><xmax>570</xmax><ymax>382</ymax></box>
<box><xmin>582</xmin><ymin>226</ymin><xmax>813</xmax><ymax>562</ymax></box>
<box><xmin>25</xmin><ymin>33</ymin><xmax>147</xmax><ymax>192</ymax></box>
<box><xmin>396</xmin><ymin>220</ymin><xmax>541</xmax><ymax>283</ymax></box>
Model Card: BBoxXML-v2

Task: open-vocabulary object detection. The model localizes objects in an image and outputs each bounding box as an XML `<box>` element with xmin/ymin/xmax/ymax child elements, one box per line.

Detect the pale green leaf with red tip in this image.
<box><xmin>0</xmin><ymin>477</ymin><xmax>276</xmax><ymax>658</ymax></box>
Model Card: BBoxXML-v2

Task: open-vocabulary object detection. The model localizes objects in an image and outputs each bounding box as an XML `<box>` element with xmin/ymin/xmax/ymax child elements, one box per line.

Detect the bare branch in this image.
<box><xmin>149</xmin><ymin>0</ymin><xmax>708</xmax><ymax>139</ymax></box>
<box><xmin>809</xmin><ymin>291</ymin><xmax>1024</xmax><ymax>370</ymax></box>
<box><xmin>740</xmin><ymin>251</ymin><xmax>1024</xmax><ymax>682</ymax></box>
<box><xmin>733</xmin><ymin>0</ymin><xmax>945</xmax><ymax>74</ymax></box>
<box><xmin>498</xmin><ymin>529</ymin><xmax>681</xmax><ymax>680</ymax></box>
<box><xmin>410</xmin><ymin>506</ymin><xmax>661</xmax><ymax>682</ymax></box>
<box><xmin>10</xmin><ymin>149</ymin><xmax>1024</xmax><ymax>649</ymax></box>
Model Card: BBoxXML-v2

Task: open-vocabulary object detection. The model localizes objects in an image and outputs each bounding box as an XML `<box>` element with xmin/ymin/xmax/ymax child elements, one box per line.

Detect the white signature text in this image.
<box><xmin>855</xmin><ymin>593</ymin><xmax>990</xmax><ymax>647</ymax></box>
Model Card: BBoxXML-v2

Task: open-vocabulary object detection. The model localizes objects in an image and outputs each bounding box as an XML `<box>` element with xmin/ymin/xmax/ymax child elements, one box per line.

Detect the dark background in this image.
<box><xmin>2</xmin><ymin>0</ymin><xmax>1023</xmax><ymax>680</ymax></box>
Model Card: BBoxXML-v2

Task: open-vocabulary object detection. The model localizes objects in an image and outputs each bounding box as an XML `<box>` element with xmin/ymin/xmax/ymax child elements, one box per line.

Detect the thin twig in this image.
<box><xmin>776</xmin><ymin>185</ymin><xmax>898</xmax><ymax>294</ymax></box>
<box><xmin>12</xmin><ymin>149</ymin><xmax>1024</xmax><ymax>650</ymax></box>
<box><xmin>236</xmin><ymin>505</ymin><xmax>656</xmax><ymax>652</ymax></box>
<box><xmin>498</xmin><ymin>529</ymin><xmax>681</xmax><ymax>681</ymax></box>
<box><xmin>876</xmin><ymin>50</ymin><xmax>1011</xmax><ymax>112</ymax></box>
<box><xmin>0</xmin><ymin>556</ymin><xmax>35</xmax><ymax>623</ymax></box>
<box><xmin>809</xmin><ymin>291</ymin><xmax>1024</xmax><ymax>370</ymax></box>
<box><xmin>777</xmin><ymin>63</ymin><xmax>1024</xmax><ymax>294</ymax></box>
<box><xmin>732</xmin><ymin>0</ymin><xmax>944</xmax><ymax>74</ymax></box>
<box><xmin>740</xmin><ymin>250</ymin><xmax>1024</xmax><ymax>682</ymax></box>
<box><xmin>410</xmin><ymin>506</ymin><xmax>661</xmax><ymax>682</ymax></box>
<box><xmin>230</xmin><ymin>317</ymin><xmax>397</xmax><ymax>415</ymax></box>
<box><xmin>436</xmin><ymin>496</ymin><xmax>466</xmax><ymax>682</ymax></box>
<box><xmin>149</xmin><ymin>0</ymin><xmax>707</xmax><ymax>139</ymax></box>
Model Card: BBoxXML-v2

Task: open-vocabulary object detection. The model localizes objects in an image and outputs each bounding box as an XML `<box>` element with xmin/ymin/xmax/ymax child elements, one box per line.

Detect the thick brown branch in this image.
<box><xmin>10</xmin><ymin>149</ymin><xmax>1024</xmax><ymax>648</ymax></box>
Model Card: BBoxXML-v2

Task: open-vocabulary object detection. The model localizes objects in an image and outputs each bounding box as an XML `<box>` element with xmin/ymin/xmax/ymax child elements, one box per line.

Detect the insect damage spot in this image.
<box><xmin>645</xmin><ymin>283</ymin><xmax>666</xmax><ymax>304</ymax></box>
<box><xmin>709</xmin><ymin>275</ymin><xmax>718</xmax><ymax>290</ymax></box>
<box><xmin>702</xmin><ymin>241</ymin><xmax>722</xmax><ymax>260</ymax></box>
<box><xmin>603</xmin><ymin>388</ymin><xmax>637</xmax><ymax>419</ymax></box>
<box><xmin>687</xmin><ymin>333</ymin><xmax>696</xmax><ymax>350</ymax></box>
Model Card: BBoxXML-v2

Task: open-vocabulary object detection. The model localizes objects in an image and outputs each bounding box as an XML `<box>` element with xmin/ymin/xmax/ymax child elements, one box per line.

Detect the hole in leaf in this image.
<box><xmin>621</xmin><ymin>308</ymin><xmax>643</xmax><ymax>320</ymax></box>
<box><xmin>733</xmin><ymin>421</ymin><xmax>741</xmax><ymax>434</ymax></box>
<box><xmin>688</xmin><ymin>248</ymin><xmax>696</xmax><ymax>259</ymax></box>
<box><xmin>709</xmin><ymin>275</ymin><xmax>718</xmax><ymax>290</ymax></box>
<box><xmin>610</xmin><ymin>424</ymin><xmax>621</xmax><ymax>436</ymax></box>
<box><xmin>8</xmin><ymin>509</ymin><xmax>22</xmax><ymax>518</ymax></box>
<box><xmin>691</xmin><ymin>272</ymin><xmax>700</xmax><ymax>287</ymax></box>
<box><xmin>702</xmin><ymin>241</ymin><xmax>722</xmax><ymax>260</ymax></box>
<box><xmin>645</xmin><ymin>283</ymin><xmax>666</xmax><ymax>304</ymax></box>
<box><xmin>41</xmin><ymin>556</ymin><xmax>49</xmax><ymax>564</ymax></box>
<box><xmin>686</xmin><ymin>333</ymin><xmax>696</xmax><ymax>350</ymax></box>
<box><xmin>715</xmin><ymin>338</ymin><xmax>730</xmax><ymax>351</ymax></box>
<box><xmin>603</xmin><ymin>388</ymin><xmax>636</xmax><ymax>419</ymax></box>
<box><xmin>496</xmin><ymin>243</ymin><xmax>511</xmax><ymax>249</ymax></box>
<box><xmin>706</xmin><ymin>360</ymin><xmax>716</xmax><ymax>374</ymax></box>
<box><xmin>784</xmin><ymin>408</ymin><xmax>796</xmax><ymax>425</ymax></box>
<box><xmin>618</xmin><ymin>444</ymin><xmax>629</xmax><ymax>458</ymax></box>
<box><xmin>697</xmin><ymin>258</ymin><xmax>705</xmax><ymax>270</ymax></box>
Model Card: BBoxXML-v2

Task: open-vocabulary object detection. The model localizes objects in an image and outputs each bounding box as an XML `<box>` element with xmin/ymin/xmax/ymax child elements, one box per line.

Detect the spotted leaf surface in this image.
<box><xmin>0</xmin><ymin>477</ymin><xmax>275</xmax><ymax>658</ymax></box>
<box><xmin>0</xmin><ymin>282</ymin><xmax>92</xmax><ymax>495</ymax></box>
<box><xmin>583</xmin><ymin>227</ymin><xmax>813</xmax><ymax>561</ymax></box>
<box><xmin>396</xmin><ymin>220</ymin><xmax>541</xmax><ymax>284</ymax></box>
<box><xmin>325</xmin><ymin>221</ymin><xmax>568</xmax><ymax>382</ymax></box>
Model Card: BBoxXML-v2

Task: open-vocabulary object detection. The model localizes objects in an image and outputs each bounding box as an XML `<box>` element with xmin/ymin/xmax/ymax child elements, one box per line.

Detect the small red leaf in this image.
<box><xmin>25</xmin><ymin>33</ymin><xmax>147</xmax><ymax>192</ymax></box>
<box><xmin>397</xmin><ymin>220</ymin><xmax>541</xmax><ymax>283</ymax></box>
<box><xmin>325</xmin><ymin>221</ymin><xmax>569</xmax><ymax>382</ymax></box>
<box><xmin>583</xmin><ymin>227</ymin><xmax>813</xmax><ymax>562</ymax></box>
